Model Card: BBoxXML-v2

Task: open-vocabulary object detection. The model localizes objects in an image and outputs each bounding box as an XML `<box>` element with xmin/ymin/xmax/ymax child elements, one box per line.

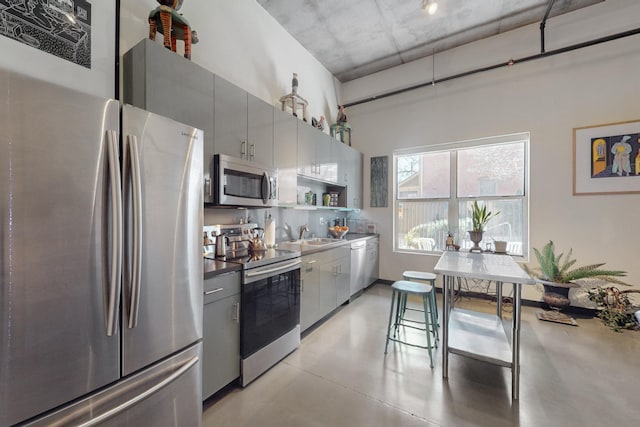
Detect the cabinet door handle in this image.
<box><xmin>241</xmin><ymin>141</ymin><xmax>247</xmax><ymax>159</ymax></box>
<box><xmin>250</xmin><ymin>143</ymin><xmax>255</xmax><ymax>160</ymax></box>
<box><xmin>233</xmin><ymin>302</ymin><xmax>240</xmax><ymax>323</ymax></box>
<box><xmin>204</xmin><ymin>287</ymin><xmax>224</xmax><ymax>295</ymax></box>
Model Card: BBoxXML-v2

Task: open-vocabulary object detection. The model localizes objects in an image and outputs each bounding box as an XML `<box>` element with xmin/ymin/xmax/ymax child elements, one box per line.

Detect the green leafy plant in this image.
<box><xmin>587</xmin><ymin>286</ymin><xmax>639</xmax><ymax>332</ymax></box>
<box><xmin>470</xmin><ymin>200</ymin><xmax>499</xmax><ymax>232</ymax></box>
<box><xmin>523</xmin><ymin>240</ymin><xmax>629</xmax><ymax>286</ymax></box>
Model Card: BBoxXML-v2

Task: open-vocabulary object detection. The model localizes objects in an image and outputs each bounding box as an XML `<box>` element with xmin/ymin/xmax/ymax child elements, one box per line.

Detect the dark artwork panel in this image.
<box><xmin>0</xmin><ymin>0</ymin><xmax>92</xmax><ymax>68</ymax></box>
<box><xmin>370</xmin><ymin>156</ymin><xmax>388</xmax><ymax>207</ymax></box>
<box><xmin>590</xmin><ymin>133</ymin><xmax>640</xmax><ymax>178</ymax></box>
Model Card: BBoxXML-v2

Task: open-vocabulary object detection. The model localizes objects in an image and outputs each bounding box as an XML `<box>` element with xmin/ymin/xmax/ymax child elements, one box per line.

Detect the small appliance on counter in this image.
<box><xmin>203</xmin><ymin>223</ymin><xmax>256</xmax><ymax>260</ymax></box>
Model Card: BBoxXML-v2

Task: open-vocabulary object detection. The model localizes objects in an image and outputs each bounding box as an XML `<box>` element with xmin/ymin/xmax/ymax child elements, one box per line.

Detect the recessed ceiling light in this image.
<box><xmin>422</xmin><ymin>0</ymin><xmax>438</xmax><ymax>15</ymax></box>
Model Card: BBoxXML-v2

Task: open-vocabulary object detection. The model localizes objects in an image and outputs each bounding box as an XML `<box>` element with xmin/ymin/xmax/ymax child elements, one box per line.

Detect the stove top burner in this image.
<box><xmin>205</xmin><ymin>247</ymin><xmax>300</xmax><ymax>269</ymax></box>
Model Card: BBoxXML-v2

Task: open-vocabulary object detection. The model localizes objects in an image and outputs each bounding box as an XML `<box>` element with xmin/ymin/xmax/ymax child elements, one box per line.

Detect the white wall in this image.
<box><xmin>120</xmin><ymin>0</ymin><xmax>341</xmax><ymax>122</ymax></box>
<box><xmin>342</xmin><ymin>0</ymin><xmax>640</xmax><ymax>303</ymax></box>
<box><xmin>0</xmin><ymin>1</ymin><xmax>116</xmax><ymax>98</ymax></box>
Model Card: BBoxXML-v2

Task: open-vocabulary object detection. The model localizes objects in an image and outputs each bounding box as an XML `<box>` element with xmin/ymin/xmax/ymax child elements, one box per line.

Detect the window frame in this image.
<box><xmin>393</xmin><ymin>133</ymin><xmax>530</xmax><ymax>259</ymax></box>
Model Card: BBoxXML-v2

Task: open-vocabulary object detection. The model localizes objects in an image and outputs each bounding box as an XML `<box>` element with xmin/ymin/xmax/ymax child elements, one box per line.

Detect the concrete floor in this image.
<box><xmin>203</xmin><ymin>283</ymin><xmax>640</xmax><ymax>427</ymax></box>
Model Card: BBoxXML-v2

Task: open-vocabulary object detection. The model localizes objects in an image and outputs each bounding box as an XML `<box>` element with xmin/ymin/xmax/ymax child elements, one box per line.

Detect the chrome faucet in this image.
<box><xmin>299</xmin><ymin>225</ymin><xmax>309</xmax><ymax>240</ymax></box>
<box><xmin>281</xmin><ymin>222</ymin><xmax>295</xmax><ymax>241</ymax></box>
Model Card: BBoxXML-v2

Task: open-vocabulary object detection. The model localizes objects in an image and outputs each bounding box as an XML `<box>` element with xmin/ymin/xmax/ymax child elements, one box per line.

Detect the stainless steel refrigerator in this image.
<box><xmin>0</xmin><ymin>71</ymin><xmax>203</xmax><ymax>426</ymax></box>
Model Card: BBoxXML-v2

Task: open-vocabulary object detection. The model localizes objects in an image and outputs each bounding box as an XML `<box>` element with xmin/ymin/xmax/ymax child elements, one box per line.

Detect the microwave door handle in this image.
<box><xmin>261</xmin><ymin>171</ymin><xmax>270</xmax><ymax>204</ymax></box>
<box><xmin>127</xmin><ymin>135</ymin><xmax>143</xmax><ymax>329</ymax></box>
<box><xmin>106</xmin><ymin>130</ymin><xmax>122</xmax><ymax>337</ymax></box>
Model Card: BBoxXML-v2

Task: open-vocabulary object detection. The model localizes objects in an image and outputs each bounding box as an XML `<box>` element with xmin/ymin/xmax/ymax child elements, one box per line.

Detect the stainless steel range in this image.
<box><xmin>205</xmin><ymin>236</ymin><xmax>301</xmax><ymax>386</ymax></box>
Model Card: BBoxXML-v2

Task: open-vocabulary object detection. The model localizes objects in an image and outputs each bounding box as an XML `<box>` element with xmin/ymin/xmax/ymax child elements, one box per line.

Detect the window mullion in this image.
<box><xmin>450</xmin><ymin>150</ymin><xmax>458</xmax><ymax>238</ymax></box>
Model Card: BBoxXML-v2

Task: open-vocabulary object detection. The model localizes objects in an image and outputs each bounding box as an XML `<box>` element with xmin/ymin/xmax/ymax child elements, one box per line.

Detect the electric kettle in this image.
<box><xmin>248</xmin><ymin>227</ymin><xmax>267</xmax><ymax>253</ymax></box>
<box><xmin>215</xmin><ymin>232</ymin><xmax>229</xmax><ymax>258</ymax></box>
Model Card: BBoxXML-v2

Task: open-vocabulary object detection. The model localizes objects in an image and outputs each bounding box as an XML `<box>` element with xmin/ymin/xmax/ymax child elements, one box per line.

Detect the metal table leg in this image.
<box><xmin>496</xmin><ymin>280</ymin><xmax>503</xmax><ymax>318</ymax></box>
<box><xmin>512</xmin><ymin>283</ymin><xmax>522</xmax><ymax>400</ymax></box>
<box><xmin>442</xmin><ymin>275</ymin><xmax>450</xmax><ymax>379</ymax></box>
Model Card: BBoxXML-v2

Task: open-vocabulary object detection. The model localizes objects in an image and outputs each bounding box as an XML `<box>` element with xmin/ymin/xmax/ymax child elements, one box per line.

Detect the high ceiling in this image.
<box><xmin>257</xmin><ymin>0</ymin><xmax>604</xmax><ymax>82</ymax></box>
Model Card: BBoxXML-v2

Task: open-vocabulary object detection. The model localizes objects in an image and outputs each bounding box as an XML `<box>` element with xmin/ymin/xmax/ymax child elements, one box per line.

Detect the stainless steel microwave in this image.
<box><xmin>206</xmin><ymin>154</ymin><xmax>277</xmax><ymax>207</ymax></box>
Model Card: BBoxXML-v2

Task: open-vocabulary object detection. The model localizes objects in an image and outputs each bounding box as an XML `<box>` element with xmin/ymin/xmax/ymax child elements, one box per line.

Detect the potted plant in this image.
<box><xmin>523</xmin><ymin>240</ymin><xmax>630</xmax><ymax>323</ymax></box>
<box><xmin>468</xmin><ymin>200</ymin><xmax>499</xmax><ymax>252</ymax></box>
<box><xmin>586</xmin><ymin>286</ymin><xmax>639</xmax><ymax>332</ymax></box>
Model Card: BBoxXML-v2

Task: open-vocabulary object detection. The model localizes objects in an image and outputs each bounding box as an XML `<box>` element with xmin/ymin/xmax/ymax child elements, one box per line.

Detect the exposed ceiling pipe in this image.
<box><xmin>343</xmin><ymin>27</ymin><xmax>640</xmax><ymax>109</ymax></box>
<box><xmin>540</xmin><ymin>0</ymin><xmax>557</xmax><ymax>53</ymax></box>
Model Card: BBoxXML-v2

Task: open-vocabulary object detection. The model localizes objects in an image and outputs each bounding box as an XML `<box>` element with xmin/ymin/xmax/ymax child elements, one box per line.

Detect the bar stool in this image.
<box><xmin>384</xmin><ymin>280</ymin><xmax>435</xmax><ymax>368</ymax></box>
<box><xmin>403</xmin><ymin>271</ymin><xmax>439</xmax><ymax>337</ymax></box>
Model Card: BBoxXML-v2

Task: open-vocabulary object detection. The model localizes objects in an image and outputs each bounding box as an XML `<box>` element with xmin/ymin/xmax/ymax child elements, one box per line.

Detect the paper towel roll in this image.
<box><xmin>265</xmin><ymin>218</ymin><xmax>275</xmax><ymax>248</ymax></box>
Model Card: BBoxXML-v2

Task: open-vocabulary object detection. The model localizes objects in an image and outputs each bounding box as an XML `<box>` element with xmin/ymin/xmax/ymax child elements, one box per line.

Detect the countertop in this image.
<box><xmin>434</xmin><ymin>251</ymin><xmax>535</xmax><ymax>284</ymax></box>
<box><xmin>203</xmin><ymin>257</ymin><xmax>242</xmax><ymax>280</ymax></box>
<box><xmin>203</xmin><ymin>233</ymin><xmax>378</xmax><ymax>278</ymax></box>
<box><xmin>278</xmin><ymin>233</ymin><xmax>378</xmax><ymax>255</ymax></box>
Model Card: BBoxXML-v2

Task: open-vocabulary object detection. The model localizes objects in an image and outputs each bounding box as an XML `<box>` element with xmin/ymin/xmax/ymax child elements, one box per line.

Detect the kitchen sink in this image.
<box><xmin>302</xmin><ymin>238</ymin><xmax>340</xmax><ymax>245</ymax></box>
<box><xmin>277</xmin><ymin>238</ymin><xmax>344</xmax><ymax>251</ymax></box>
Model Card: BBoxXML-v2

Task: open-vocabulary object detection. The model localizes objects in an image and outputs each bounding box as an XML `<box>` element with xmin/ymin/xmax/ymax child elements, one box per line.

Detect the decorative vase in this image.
<box><xmin>541</xmin><ymin>283</ymin><xmax>572</xmax><ymax>309</ymax></box>
<box><xmin>468</xmin><ymin>230</ymin><xmax>483</xmax><ymax>252</ymax></box>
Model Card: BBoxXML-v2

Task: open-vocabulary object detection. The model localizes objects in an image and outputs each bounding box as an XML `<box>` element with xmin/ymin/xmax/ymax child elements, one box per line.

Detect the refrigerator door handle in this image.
<box><xmin>106</xmin><ymin>130</ymin><xmax>123</xmax><ymax>337</ymax></box>
<box><xmin>127</xmin><ymin>135</ymin><xmax>143</xmax><ymax>329</ymax></box>
<box><xmin>75</xmin><ymin>355</ymin><xmax>200</xmax><ymax>427</ymax></box>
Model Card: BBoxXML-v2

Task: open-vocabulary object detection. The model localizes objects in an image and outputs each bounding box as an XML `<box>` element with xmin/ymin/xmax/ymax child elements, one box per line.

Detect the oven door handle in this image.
<box><xmin>244</xmin><ymin>259</ymin><xmax>301</xmax><ymax>278</ymax></box>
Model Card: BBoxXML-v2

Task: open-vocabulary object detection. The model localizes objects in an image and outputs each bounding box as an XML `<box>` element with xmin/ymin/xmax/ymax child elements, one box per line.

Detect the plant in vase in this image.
<box><xmin>468</xmin><ymin>200</ymin><xmax>499</xmax><ymax>252</ymax></box>
<box><xmin>522</xmin><ymin>240</ymin><xmax>630</xmax><ymax>325</ymax></box>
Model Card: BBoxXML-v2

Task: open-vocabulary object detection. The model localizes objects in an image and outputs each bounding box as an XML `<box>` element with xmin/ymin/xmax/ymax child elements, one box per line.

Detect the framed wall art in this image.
<box><xmin>370</xmin><ymin>155</ymin><xmax>388</xmax><ymax>207</ymax></box>
<box><xmin>573</xmin><ymin>120</ymin><xmax>640</xmax><ymax>195</ymax></box>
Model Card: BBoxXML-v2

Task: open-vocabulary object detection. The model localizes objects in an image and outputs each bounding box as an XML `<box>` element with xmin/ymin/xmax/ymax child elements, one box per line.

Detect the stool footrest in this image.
<box><xmin>386</xmin><ymin>337</ymin><xmax>436</xmax><ymax>351</ymax></box>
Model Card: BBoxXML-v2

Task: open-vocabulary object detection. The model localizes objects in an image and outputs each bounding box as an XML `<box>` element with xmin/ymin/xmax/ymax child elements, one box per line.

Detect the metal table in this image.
<box><xmin>434</xmin><ymin>251</ymin><xmax>535</xmax><ymax>400</ymax></box>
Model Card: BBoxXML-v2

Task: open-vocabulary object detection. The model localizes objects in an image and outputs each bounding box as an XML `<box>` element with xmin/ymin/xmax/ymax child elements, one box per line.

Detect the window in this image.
<box><xmin>394</xmin><ymin>133</ymin><xmax>529</xmax><ymax>257</ymax></box>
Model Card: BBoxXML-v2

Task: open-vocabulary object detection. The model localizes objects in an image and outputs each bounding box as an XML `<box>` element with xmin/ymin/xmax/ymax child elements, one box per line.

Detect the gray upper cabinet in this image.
<box><xmin>297</xmin><ymin>122</ymin><xmax>335</xmax><ymax>183</ymax></box>
<box><xmin>274</xmin><ymin>109</ymin><xmax>298</xmax><ymax>206</ymax></box>
<box><xmin>214</xmin><ymin>77</ymin><xmax>274</xmax><ymax>166</ymax></box>
<box><xmin>214</xmin><ymin>76</ymin><xmax>248</xmax><ymax>160</ymax></box>
<box><xmin>123</xmin><ymin>39</ymin><xmax>214</xmax><ymax>201</ymax></box>
<box><xmin>247</xmin><ymin>94</ymin><xmax>274</xmax><ymax>167</ymax></box>
<box><xmin>334</xmin><ymin>142</ymin><xmax>363</xmax><ymax>209</ymax></box>
<box><xmin>297</xmin><ymin>122</ymin><xmax>316</xmax><ymax>179</ymax></box>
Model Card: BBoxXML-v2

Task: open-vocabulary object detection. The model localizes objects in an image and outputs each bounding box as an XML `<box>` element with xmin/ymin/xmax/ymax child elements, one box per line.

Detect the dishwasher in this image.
<box><xmin>350</xmin><ymin>240</ymin><xmax>367</xmax><ymax>297</ymax></box>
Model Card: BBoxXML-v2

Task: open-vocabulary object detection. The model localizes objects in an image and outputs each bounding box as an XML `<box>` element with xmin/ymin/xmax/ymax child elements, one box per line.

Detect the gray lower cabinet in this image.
<box><xmin>301</xmin><ymin>246</ymin><xmax>351</xmax><ymax>333</ymax></box>
<box><xmin>202</xmin><ymin>271</ymin><xmax>241</xmax><ymax>400</ymax></box>
<box><xmin>332</xmin><ymin>246</ymin><xmax>351</xmax><ymax>305</ymax></box>
<box><xmin>300</xmin><ymin>253</ymin><xmax>323</xmax><ymax>332</ymax></box>
<box><xmin>365</xmin><ymin>237</ymin><xmax>379</xmax><ymax>287</ymax></box>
